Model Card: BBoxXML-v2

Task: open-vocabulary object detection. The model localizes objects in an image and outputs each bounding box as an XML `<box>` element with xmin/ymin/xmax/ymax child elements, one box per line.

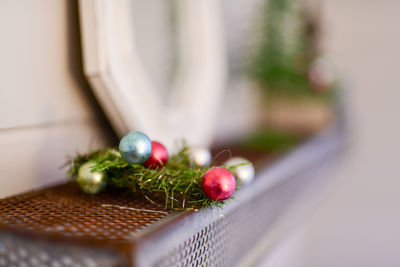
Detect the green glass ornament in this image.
<box><xmin>77</xmin><ymin>162</ymin><xmax>107</xmax><ymax>194</ymax></box>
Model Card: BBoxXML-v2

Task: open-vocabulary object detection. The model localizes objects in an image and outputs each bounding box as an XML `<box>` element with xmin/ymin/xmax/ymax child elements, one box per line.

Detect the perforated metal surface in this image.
<box><xmin>0</xmin><ymin>177</ymin><xmax>303</xmax><ymax>267</ymax></box>
<box><xmin>0</xmin><ymin>183</ymin><xmax>171</xmax><ymax>242</ymax></box>
<box><xmin>0</xmin><ymin>174</ymin><xmax>315</xmax><ymax>267</ymax></box>
<box><xmin>0</xmin><ymin>120</ymin><xmax>344</xmax><ymax>266</ymax></box>
<box><xmin>150</xmin><ymin>179</ymin><xmax>296</xmax><ymax>267</ymax></box>
<box><xmin>132</xmin><ymin>120</ymin><xmax>345</xmax><ymax>267</ymax></box>
<box><xmin>153</xmin><ymin>218</ymin><xmax>236</xmax><ymax>267</ymax></box>
<box><xmin>0</xmin><ymin>233</ymin><xmax>121</xmax><ymax>267</ymax></box>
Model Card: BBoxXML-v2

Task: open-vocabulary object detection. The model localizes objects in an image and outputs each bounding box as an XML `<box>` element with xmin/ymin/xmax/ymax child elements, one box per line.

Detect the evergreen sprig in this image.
<box><xmin>66</xmin><ymin>144</ymin><xmax>235</xmax><ymax>210</ymax></box>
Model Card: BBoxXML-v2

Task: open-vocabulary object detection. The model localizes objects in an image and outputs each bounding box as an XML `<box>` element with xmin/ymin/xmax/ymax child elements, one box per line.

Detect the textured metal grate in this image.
<box><xmin>0</xmin><ymin>233</ymin><xmax>122</xmax><ymax>267</ymax></box>
<box><xmin>149</xmin><ymin>167</ymin><xmax>306</xmax><ymax>267</ymax></box>
<box><xmin>153</xmin><ymin>218</ymin><xmax>236</xmax><ymax>267</ymax></box>
<box><xmin>0</xmin><ymin>182</ymin><xmax>172</xmax><ymax>242</ymax></box>
<box><xmin>0</xmin><ymin>120</ymin><xmax>343</xmax><ymax>266</ymax></box>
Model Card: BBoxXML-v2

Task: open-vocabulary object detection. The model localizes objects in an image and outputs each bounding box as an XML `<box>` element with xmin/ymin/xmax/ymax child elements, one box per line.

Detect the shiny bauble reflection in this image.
<box><xmin>189</xmin><ymin>147</ymin><xmax>212</xmax><ymax>167</ymax></box>
<box><xmin>77</xmin><ymin>162</ymin><xmax>107</xmax><ymax>194</ymax></box>
<box><xmin>143</xmin><ymin>141</ymin><xmax>169</xmax><ymax>168</ymax></box>
<box><xmin>202</xmin><ymin>167</ymin><xmax>236</xmax><ymax>201</ymax></box>
<box><xmin>224</xmin><ymin>157</ymin><xmax>255</xmax><ymax>186</ymax></box>
<box><xmin>119</xmin><ymin>131</ymin><xmax>152</xmax><ymax>164</ymax></box>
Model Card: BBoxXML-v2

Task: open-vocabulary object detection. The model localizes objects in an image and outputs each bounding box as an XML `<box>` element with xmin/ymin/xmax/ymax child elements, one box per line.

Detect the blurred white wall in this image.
<box><xmin>261</xmin><ymin>0</ymin><xmax>400</xmax><ymax>266</ymax></box>
<box><xmin>0</xmin><ymin>0</ymin><xmax>113</xmax><ymax>197</ymax></box>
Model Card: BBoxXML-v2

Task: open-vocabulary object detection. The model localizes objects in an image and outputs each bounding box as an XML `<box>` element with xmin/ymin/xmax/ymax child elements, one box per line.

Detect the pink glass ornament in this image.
<box><xmin>202</xmin><ymin>167</ymin><xmax>236</xmax><ymax>201</ymax></box>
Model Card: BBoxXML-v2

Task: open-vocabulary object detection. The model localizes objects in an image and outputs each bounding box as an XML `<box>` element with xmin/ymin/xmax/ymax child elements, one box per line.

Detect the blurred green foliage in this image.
<box><xmin>248</xmin><ymin>0</ymin><xmax>318</xmax><ymax>97</ymax></box>
<box><xmin>240</xmin><ymin>129</ymin><xmax>299</xmax><ymax>152</ymax></box>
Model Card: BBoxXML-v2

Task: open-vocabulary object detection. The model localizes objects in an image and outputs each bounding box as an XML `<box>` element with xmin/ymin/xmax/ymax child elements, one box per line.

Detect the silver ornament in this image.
<box><xmin>224</xmin><ymin>157</ymin><xmax>255</xmax><ymax>186</ymax></box>
<box><xmin>77</xmin><ymin>162</ymin><xmax>107</xmax><ymax>194</ymax></box>
<box><xmin>189</xmin><ymin>147</ymin><xmax>212</xmax><ymax>167</ymax></box>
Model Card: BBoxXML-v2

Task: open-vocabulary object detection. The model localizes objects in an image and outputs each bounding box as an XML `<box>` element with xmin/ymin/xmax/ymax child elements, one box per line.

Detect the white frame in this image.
<box><xmin>78</xmin><ymin>0</ymin><xmax>227</xmax><ymax>149</ymax></box>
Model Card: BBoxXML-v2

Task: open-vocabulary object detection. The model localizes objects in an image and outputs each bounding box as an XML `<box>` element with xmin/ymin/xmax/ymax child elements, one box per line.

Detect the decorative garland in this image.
<box><xmin>66</xmin><ymin>132</ymin><xmax>254</xmax><ymax>210</ymax></box>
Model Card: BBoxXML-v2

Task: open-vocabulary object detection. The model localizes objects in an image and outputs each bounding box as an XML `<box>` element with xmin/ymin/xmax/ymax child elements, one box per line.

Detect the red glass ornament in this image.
<box><xmin>143</xmin><ymin>141</ymin><xmax>169</xmax><ymax>168</ymax></box>
<box><xmin>308</xmin><ymin>58</ymin><xmax>335</xmax><ymax>92</ymax></box>
<box><xmin>202</xmin><ymin>167</ymin><xmax>236</xmax><ymax>201</ymax></box>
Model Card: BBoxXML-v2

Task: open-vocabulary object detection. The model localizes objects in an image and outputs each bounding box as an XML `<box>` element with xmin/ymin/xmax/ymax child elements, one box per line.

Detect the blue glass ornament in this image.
<box><xmin>119</xmin><ymin>131</ymin><xmax>152</xmax><ymax>164</ymax></box>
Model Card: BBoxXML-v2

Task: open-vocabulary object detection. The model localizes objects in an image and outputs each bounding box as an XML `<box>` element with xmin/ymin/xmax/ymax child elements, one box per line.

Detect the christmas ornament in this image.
<box><xmin>224</xmin><ymin>157</ymin><xmax>255</xmax><ymax>186</ymax></box>
<box><xmin>76</xmin><ymin>162</ymin><xmax>107</xmax><ymax>194</ymax></box>
<box><xmin>189</xmin><ymin>147</ymin><xmax>211</xmax><ymax>167</ymax></box>
<box><xmin>119</xmin><ymin>131</ymin><xmax>152</xmax><ymax>164</ymax></box>
<box><xmin>308</xmin><ymin>57</ymin><xmax>336</xmax><ymax>92</ymax></box>
<box><xmin>202</xmin><ymin>167</ymin><xmax>236</xmax><ymax>201</ymax></box>
<box><xmin>143</xmin><ymin>141</ymin><xmax>169</xmax><ymax>168</ymax></box>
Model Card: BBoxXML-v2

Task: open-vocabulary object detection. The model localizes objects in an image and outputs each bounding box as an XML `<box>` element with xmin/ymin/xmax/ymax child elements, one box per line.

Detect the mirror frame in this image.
<box><xmin>78</xmin><ymin>0</ymin><xmax>227</xmax><ymax>148</ymax></box>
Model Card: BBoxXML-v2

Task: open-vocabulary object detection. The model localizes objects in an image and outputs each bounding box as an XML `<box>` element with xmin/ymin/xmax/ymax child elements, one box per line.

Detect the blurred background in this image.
<box><xmin>0</xmin><ymin>0</ymin><xmax>399</xmax><ymax>266</ymax></box>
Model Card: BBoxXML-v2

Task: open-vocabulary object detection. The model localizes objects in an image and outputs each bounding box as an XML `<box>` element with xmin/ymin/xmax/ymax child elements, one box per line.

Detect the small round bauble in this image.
<box><xmin>308</xmin><ymin>57</ymin><xmax>336</xmax><ymax>92</ymax></box>
<box><xmin>189</xmin><ymin>147</ymin><xmax>212</xmax><ymax>167</ymax></box>
<box><xmin>224</xmin><ymin>157</ymin><xmax>255</xmax><ymax>186</ymax></box>
<box><xmin>202</xmin><ymin>167</ymin><xmax>236</xmax><ymax>201</ymax></box>
<box><xmin>119</xmin><ymin>131</ymin><xmax>152</xmax><ymax>164</ymax></box>
<box><xmin>143</xmin><ymin>141</ymin><xmax>169</xmax><ymax>168</ymax></box>
<box><xmin>77</xmin><ymin>162</ymin><xmax>107</xmax><ymax>194</ymax></box>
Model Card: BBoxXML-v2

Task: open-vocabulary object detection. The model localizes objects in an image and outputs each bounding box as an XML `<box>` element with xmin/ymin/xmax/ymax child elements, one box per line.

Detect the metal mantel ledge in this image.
<box><xmin>0</xmin><ymin>98</ymin><xmax>347</xmax><ymax>266</ymax></box>
<box><xmin>133</xmin><ymin>112</ymin><xmax>348</xmax><ymax>266</ymax></box>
